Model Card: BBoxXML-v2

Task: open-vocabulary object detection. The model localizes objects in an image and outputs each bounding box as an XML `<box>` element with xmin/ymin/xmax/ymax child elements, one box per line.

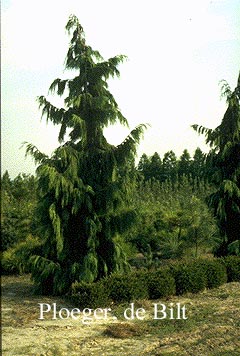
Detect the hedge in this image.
<box><xmin>170</xmin><ymin>261</ymin><xmax>207</xmax><ymax>295</ymax></box>
<box><xmin>71</xmin><ymin>280</ymin><xmax>109</xmax><ymax>308</ymax></box>
<box><xmin>70</xmin><ymin>257</ymin><xmax>239</xmax><ymax>307</ymax></box>
<box><xmin>103</xmin><ymin>271</ymin><xmax>149</xmax><ymax>303</ymax></box>
<box><xmin>143</xmin><ymin>268</ymin><xmax>176</xmax><ymax>299</ymax></box>
<box><xmin>197</xmin><ymin>259</ymin><xmax>227</xmax><ymax>288</ymax></box>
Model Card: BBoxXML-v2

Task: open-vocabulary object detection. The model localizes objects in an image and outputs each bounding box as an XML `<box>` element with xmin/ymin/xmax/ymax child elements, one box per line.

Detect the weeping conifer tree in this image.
<box><xmin>192</xmin><ymin>72</ymin><xmax>240</xmax><ymax>256</ymax></box>
<box><xmin>25</xmin><ymin>15</ymin><xmax>146</xmax><ymax>294</ymax></box>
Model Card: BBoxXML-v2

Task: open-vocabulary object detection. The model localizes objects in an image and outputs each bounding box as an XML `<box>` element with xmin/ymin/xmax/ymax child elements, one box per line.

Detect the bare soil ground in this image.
<box><xmin>1</xmin><ymin>274</ymin><xmax>240</xmax><ymax>355</ymax></box>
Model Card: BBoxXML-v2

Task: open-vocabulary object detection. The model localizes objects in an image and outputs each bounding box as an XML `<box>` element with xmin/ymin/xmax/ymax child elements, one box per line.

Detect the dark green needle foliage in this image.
<box><xmin>25</xmin><ymin>15</ymin><xmax>146</xmax><ymax>294</ymax></box>
<box><xmin>192</xmin><ymin>73</ymin><xmax>240</xmax><ymax>256</ymax></box>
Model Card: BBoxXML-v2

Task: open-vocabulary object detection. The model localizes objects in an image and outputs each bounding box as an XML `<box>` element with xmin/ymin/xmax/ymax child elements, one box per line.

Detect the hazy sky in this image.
<box><xmin>2</xmin><ymin>0</ymin><xmax>240</xmax><ymax>178</ymax></box>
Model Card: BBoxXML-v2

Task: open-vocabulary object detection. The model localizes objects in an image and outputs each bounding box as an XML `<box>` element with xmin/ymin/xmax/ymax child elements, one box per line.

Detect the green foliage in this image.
<box><xmin>178</xmin><ymin>149</ymin><xmax>192</xmax><ymax>178</ymax></box>
<box><xmin>105</xmin><ymin>272</ymin><xmax>148</xmax><ymax>303</ymax></box>
<box><xmin>192</xmin><ymin>73</ymin><xmax>240</xmax><ymax>256</ymax></box>
<box><xmin>137</xmin><ymin>148</ymin><xmax>207</xmax><ymax>183</ymax></box>
<box><xmin>1</xmin><ymin>172</ymin><xmax>37</xmax><ymax>251</ymax></box>
<box><xmin>162</xmin><ymin>150</ymin><xmax>178</xmax><ymax>182</ymax></box>
<box><xmin>129</xmin><ymin>177</ymin><xmax>219</xmax><ymax>259</ymax></box>
<box><xmin>221</xmin><ymin>256</ymin><xmax>240</xmax><ymax>282</ymax></box>
<box><xmin>170</xmin><ymin>261</ymin><xmax>207</xmax><ymax>295</ymax></box>
<box><xmin>144</xmin><ymin>268</ymin><xmax>176</xmax><ymax>299</ymax></box>
<box><xmin>137</xmin><ymin>153</ymin><xmax>151</xmax><ymax>179</ymax></box>
<box><xmin>227</xmin><ymin>240</ymin><xmax>240</xmax><ymax>256</ymax></box>
<box><xmin>71</xmin><ymin>280</ymin><xmax>109</xmax><ymax>308</ymax></box>
<box><xmin>170</xmin><ymin>259</ymin><xmax>227</xmax><ymax>295</ymax></box>
<box><xmin>159</xmin><ymin>235</ymin><xmax>184</xmax><ymax>259</ymax></box>
<box><xmin>147</xmin><ymin>152</ymin><xmax>162</xmax><ymax>181</ymax></box>
<box><xmin>1</xmin><ymin>249</ymin><xmax>20</xmax><ymax>275</ymax></box>
<box><xmin>24</xmin><ymin>15</ymin><xmax>146</xmax><ymax>295</ymax></box>
<box><xmin>30</xmin><ymin>255</ymin><xmax>62</xmax><ymax>295</ymax></box>
<box><xmin>191</xmin><ymin>147</ymin><xmax>207</xmax><ymax>181</ymax></box>
<box><xmin>197</xmin><ymin>259</ymin><xmax>227</xmax><ymax>288</ymax></box>
<box><xmin>1</xmin><ymin>235</ymin><xmax>42</xmax><ymax>275</ymax></box>
<box><xmin>70</xmin><ymin>257</ymin><xmax>232</xmax><ymax>307</ymax></box>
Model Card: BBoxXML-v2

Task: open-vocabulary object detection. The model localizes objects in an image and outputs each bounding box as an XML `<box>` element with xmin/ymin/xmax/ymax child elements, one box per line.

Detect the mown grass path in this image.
<box><xmin>2</xmin><ymin>274</ymin><xmax>240</xmax><ymax>355</ymax></box>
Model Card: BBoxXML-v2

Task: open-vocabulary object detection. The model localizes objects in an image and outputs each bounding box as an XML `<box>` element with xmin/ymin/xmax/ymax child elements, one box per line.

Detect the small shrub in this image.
<box><xmin>15</xmin><ymin>236</ymin><xmax>43</xmax><ymax>273</ymax></box>
<box><xmin>144</xmin><ymin>268</ymin><xmax>176</xmax><ymax>299</ymax></box>
<box><xmin>105</xmin><ymin>272</ymin><xmax>148</xmax><ymax>303</ymax></box>
<box><xmin>1</xmin><ymin>248</ymin><xmax>20</xmax><ymax>275</ymax></box>
<box><xmin>171</xmin><ymin>261</ymin><xmax>207</xmax><ymax>295</ymax></box>
<box><xmin>1</xmin><ymin>235</ymin><xmax>42</xmax><ymax>275</ymax></box>
<box><xmin>198</xmin><ymin>259</ymin><xmax>227</xmax><ymax>288</ymax></box>
<box><xmin>221</xmin><ymin>256</ymin><xmax>240</xmax><ymax>282</ymax></box>
<box><xmin>71</xmin><ymin>280</ymin><xmax>109</xmax><ymax>308</ymax></box>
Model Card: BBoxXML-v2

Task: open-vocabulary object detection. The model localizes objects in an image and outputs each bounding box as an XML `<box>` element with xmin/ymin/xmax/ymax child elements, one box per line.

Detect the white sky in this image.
<box><xmin>1</xmin><ymin>0</ymin><xmax>240</xmax><ymax>177</ymax></box>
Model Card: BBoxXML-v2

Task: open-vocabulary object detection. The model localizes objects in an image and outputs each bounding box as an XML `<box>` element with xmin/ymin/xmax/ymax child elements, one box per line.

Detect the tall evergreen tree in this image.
<box><xmin>191</xmin><ymin>147</ymin><xmax>206</xmax><ymax>181</ymax></box>
<box><xmin>25</xmin><ymin>15</ymin><xmax>146</xmax><ymax>294</ymax></box>
<box><xmin>162</xmin><ymin>150</ymin><xmax>178</xmax><ymax>182</ymax></box>
<box><xmin>1</xmin><ymin>171</ymin><xmax>12</xmax><ymax>193</ymax></box>
<box><xmin>193</xmin><ymin>73</ymin><xmax>240</xmax><ymax>256</ymax></box>
<box><xmin>148</xmin><ymin>152</ymin><xmax>162</xmax><ymax>181</ymax></box>
<box><xmin>178</xmin><ymin>149</ymin><xmax>192</xmax><ymax>177</ymax></box>
<box><xmin>137</xmin><ymin>153</ymin><xmax>151</xmax><ymax>180</ymax></box>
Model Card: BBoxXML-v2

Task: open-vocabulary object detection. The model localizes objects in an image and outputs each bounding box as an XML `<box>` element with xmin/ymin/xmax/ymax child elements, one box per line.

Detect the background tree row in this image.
<box><xmin>137</xmin><ymin>147</ymin><xmax>206</xmax><ymax>183</ymax></box>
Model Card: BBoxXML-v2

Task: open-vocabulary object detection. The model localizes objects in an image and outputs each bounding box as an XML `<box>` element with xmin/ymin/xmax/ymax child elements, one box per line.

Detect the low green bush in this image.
<box><xmin>221</xmin><ymin>256</ymin><xmax>240</xmax><ymax>282</ymax></box>
<box><xmin>1</xmin><ymin>248</ymin><xmax>20</xmax><ymax>275</ymax></box>
<box><xmin>143</xmin><ymin>268</ymin><xmax>176</xmax><ymax>299</ymax></box>
<box><xmin>71</xmin><ymin>280</ymin><xmax>109</xmax><ymax>308</ymax></box>
<box><xmin>70</xmin><ymin>257</ymin><xmax>233</xmax><ymax>307</ymax></box>
<box><xmin>104</xmin><ymin>272</ymin><xmax>148</xmax><ymax>303</ymax></box>
<box><xmin>171</xmin><ymin>261</ymin><xmax>207</xmax><ymax>295</ymax></box>
<box><xmin>1</xmin><ymin>235</ymin><xmax>42</xmax><ymax>275</ymax></box>
<box><xmin>197</xmin><ymin>259</ymin><xmax>227</xmax><ymax>288</ymax></box>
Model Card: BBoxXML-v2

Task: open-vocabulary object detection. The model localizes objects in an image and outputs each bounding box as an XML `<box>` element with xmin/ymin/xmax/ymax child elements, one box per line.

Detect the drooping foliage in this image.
<box><xmin>25</xmin><ymin>15</ymin><xmax>146</xmax><ymax>294</ymax></box>
<box><xmin>192</xmin><ymin>73</ymin><xmax>240</xmax><ymax>256</ymax></box>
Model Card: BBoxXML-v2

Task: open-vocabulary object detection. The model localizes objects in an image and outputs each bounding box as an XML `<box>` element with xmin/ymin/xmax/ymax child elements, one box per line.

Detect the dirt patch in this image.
<box><xmin>2</xmin><ymin>274</ymin><xmax>240</xmax><ymax>355</ymax></box>
<box><xmin>103</xmin><ymin>322</ymin><xmax>142</xmax><ymax>338</ymax></box>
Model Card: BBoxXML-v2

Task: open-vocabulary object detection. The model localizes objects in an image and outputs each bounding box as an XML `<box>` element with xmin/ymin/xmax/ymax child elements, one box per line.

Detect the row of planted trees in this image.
<box><xmin>1</xmin><ymin>15</ymin><xmax>239</xmax><ymax>295</ymax></box>
<box><xmin>137</xmin><ymin>147</ymin><xmax>206</xmax><ymax>183</ymax></box>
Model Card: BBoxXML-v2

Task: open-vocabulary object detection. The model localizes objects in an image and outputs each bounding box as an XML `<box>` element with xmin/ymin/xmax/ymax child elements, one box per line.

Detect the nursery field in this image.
<box><xmin>2</xmin><ymin>274</ymin><xmax>240</xmax><ymax>355</ymax></box>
